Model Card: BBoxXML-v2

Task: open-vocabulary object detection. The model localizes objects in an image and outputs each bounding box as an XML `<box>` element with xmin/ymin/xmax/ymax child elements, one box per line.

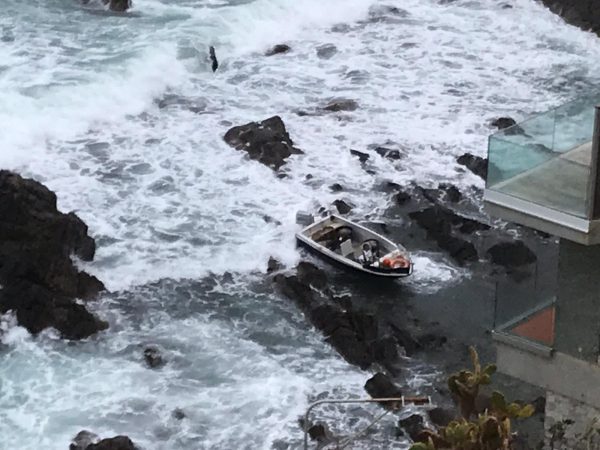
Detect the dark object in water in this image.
<box><xmin>209</xmin><ymin>46</ymin><xmax>218</xmax><ymax>72</ymax></box>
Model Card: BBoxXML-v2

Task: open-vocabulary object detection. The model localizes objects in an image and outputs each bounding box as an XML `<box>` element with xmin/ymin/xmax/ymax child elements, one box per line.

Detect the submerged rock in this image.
<box><xmin>143</xmin><ymin>346</ymin><xmax>165</xmax><ymax>369</ymax></box>
<box><xmin>265</xmin><ymin>44</ymin><xmax>291</xmax><ymax>56</ymax></box>
<box><xmin>486</xmin><ymin>241</ymin><xmax>537</xmax><ymax>267</ymax></box>
<box><xmin>316</xmin><ymin>44</ymin><xmax>337</xmax><ymax>59</ymax></box>
<box><xmin>0</xmin><ymin>171</ymin><xmax>106</xmax><ymax>339</ymax></box>
<box><xmin>267</xmin><ymin>257</ymin><xmax>282</xmax><ymax>273</ymax></box>
<box><xmin>323</xmin><ymin>99</ymin><xmax>359</xmax><ymax>112</ymax></box>
<box><xmin>223</xmin><ymin>116</ymin><xmax>303</xmax><ymax>170</ymax></box>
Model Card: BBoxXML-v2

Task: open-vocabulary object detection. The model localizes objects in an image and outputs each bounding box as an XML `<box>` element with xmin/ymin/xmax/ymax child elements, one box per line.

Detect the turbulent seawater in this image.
<box><xmin>1</xmin><ymin>0</ymin><xmax>599</xmax><ymax>448</ymax></box>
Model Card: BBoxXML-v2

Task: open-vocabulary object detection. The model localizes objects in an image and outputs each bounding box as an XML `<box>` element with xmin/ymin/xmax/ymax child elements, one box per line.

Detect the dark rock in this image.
<box><xmin>540</xmin><ymin>0</ymin><xmax>600</xmax><ymax>37</ymax></box>
<box><xmin>296</xmin><ymin>261</ymin><xmax>327</xmax><ymax>289</ymax></box>
<box><xmin>86</xmin><ymin>436</ymin><xmax>136</xmax><ymax>450</ymax></box>
<box><xmin>332</xmin><ymin>199</ymin><xmax>352</xmax><ymax>215</ymax></box>
<box><xmin>308</xmin><ymin>423</ymin><xmax>332</xmax><ymax>442</ymax></box>
<box><xmin>70</xmin><ymin>430</ymin><xmax>100</xmax><ymax>450</ymax></box>
<box><xmin>0</xmin><ymin>171</ymin><xmax>107</xmax><ymax>339</ymax></box>
<box><xmin>223</xmin><ymin>116</ymin><xmax>303</xmax><ymax>170</ymax></box>
<box><xmin>373</xmin><ymin>146</ymin><xmax>403</xmax><ymax>160</ymax></box>
<box><xmin>399</xmin><ymin>414</ymin><xmax>426</xmax><ymax>441</ymax></box>
<box><xmin>172</xmin><ymin>408</ymin><xmax>186</xmax><ymax>420</ymax></box>
<box><xmin>143</xmin><ymin>346</ymin><xmax>165</xmax><ymax>369</ymax></box>
<box><xmin>389</xmin><ymin>323</ymin><xmax>421</xmax><ymax>356</ymax></box>
<box><xmin>350</xmin><ymin>311</ymin><xmax>378</xmax><ymax>342</ymax></box>
<box><xmin>326</xmin><ymin>326</ymin><xmax>372</xmax><ymax>369</ymax></box>
<box><xmin>364</xmin><ymin>372</ymin><xmax>402</xmax><ymax>399</ymax></box>
<box><xmin>267</xmin><ymin>257</ymin><xmax>282</xmax><ymax>273</ymax></box>
<box><xmin>102</xmin><ymin>0</ymin><xmax>131</xmax><ymax>12</ymax></box>
<box><xmin>323</xmin><ymin>99</ymin><xmax>358</xmax><ymax>112</ymax></box>
<box><xmin>457</xmin><ymin>153</ymin><xmax>487</xmax><ymax>179</ymax></box>
<box><xmin>349</xmin><ymin>149</ymin><xmax>370</xmax><ymax>163</ymax></box>
<box><xmin>487</xmin><ymin>241</ymin><xmax>537</xmax><ymax>267</ymax></box>
<box><xmin>329</xmin><ymin>183</ymin><xmax>343</xmax><ymax>192</ymax></box>
<box><xmin>316</xmin><ymin>44</ymin><xmax>337</xmax><ymax>59</ymax></box>
<box><xmin>370</xmin><ymin>335</ymin><xmax>400</xmax><ymax>370</ymax></box>
<box><xmin>394</xmin><ymin>190</ymin><xmax>412</xmax><ymax>205</ymax></box>
<box><xmin>310</xmin><ymin>304</ymin><xmax>350</xmax><ymax>336</ymax></box>
<box><xmin>409</xmin><ymin>205</ymin><xmax>486</xmax><ymax>263</ymax></box>
<box><xmin>262</xmin><ymin>215</ymin><xmax>282</xmax><ymax>226</ymax></box>
<box><xmin>428</xmin><ymin>407</ymin><xmax>454</xmax><ymax>427</ymax></box>
<box><xmin>305</xmin><ymin>174</ymin><xmax>313</xmax><ymax>180</ymax></box>
<box><xmin>209</xmin><ymin>46</ymin><xmax>218</xmax><ymax>72</ymax></box>
<box><xmin>417</xmin><ymin>333</ymin><xmax>447</xmax><ymax>349</ymax></box>
<box><xmin>265</xmin><ymin>44</ymin><xmax>291</xmax><ymax>56</ymax></box>
<box><xmin>438</xmin><ymin>183</ymin><xmax>461</xmax><ymax>203</ymax></box>
<box><xmin>491</xmin><ymin>117</ymin><xmax>517</xmax><ymax>130</ymax></box>
<box><xmin>0</xmin><ymin>281</ymin><xmax>108</xmax><ymax>340</ymax></box>
<box><xmin>273</xmin><ymin>274</ymin><xmax>314</xmax><ymax>310</ymax></box>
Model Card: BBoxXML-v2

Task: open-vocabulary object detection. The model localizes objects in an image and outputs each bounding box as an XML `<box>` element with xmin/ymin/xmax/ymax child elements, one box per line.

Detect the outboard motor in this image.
<box><xmin>296</xmin><ymin>211</ymin><xmax>314</xmax><ymax>226</ymax></box>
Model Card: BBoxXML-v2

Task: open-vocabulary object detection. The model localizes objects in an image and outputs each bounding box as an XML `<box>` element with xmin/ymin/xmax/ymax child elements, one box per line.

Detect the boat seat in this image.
<box><xmin>339</xmin><ymin>239</ymin><xmax>355</xmax><ymax>260</ymax></box>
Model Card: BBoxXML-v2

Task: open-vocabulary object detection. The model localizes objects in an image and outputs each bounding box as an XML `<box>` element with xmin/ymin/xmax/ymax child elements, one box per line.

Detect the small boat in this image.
<box><xmin>295</xmin><ymin>213</ymin><xmax>413</xmax><ymax>278</ymax></box>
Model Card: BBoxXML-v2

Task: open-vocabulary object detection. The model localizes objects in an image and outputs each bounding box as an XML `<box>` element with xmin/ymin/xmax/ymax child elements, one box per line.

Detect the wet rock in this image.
<box><xmin>329</xmin><ymin>183</ymin><xmax>343</xmax><ymax>192</ymax></box>
<box><xmin>399</xmin><ymin>414</ymin><xmax>426</xmax><ymax>441</ymax></box>
<box><xmin>394</xmin><ymin>190</ymin><xmax>412</xmax><ymax>205</ymax></box>
<box><xmin>273</xmin><ymin>274</ymin><xmax>314</xmax><ymax>310</ymax></box>
<box><xmin>491</xmin><ymin>117</ymin><xmax>517</xmax><ymax>130</ymax></box>
<box><xmin>265</xmin><ymin>44</ymin><xmax>291</xmax><ymax>56</ymax></box>
<box><xmin>373</xmin><ymin>146</ymin><xmax>403</xmax><ymax>160</ymax></box>
<box><xmin>70</xmin><ymin>430</ymin><xmax>100</xmax><ymax>450</ymax></box>
<box><xmin>457</xmin><ymin>153</ymin><xmax>488</xmax><ymax>179</ymax></box>
<box><xmin>428</xmin><ymin>407</ymin><xmax>454</xmax><ymax>427</ymax></box>
<box><xmin>296</xmin><ymin>261</ymin><xmax>327</xmax><ymax>289</ymax></box>
<box><xmin>417</xmin><ymin>333</ymin><xmax>447</xmax><ymax>349</ymax></box>
<box><xmin>323</xmin><ymin>99</ymin><xmax>359</xmax><ymax>112</ymax></box>
<box><xmin>102</xmin><ymin>0</ymin><xmax>131</xmax><ymax>12</ymax></box>
<box><xmin>332</xmin><ymin>199</ymin><xmax>352</xmax><ymax>215</ymax></box>
<box><xmin>540</xmin><ymin>0</ymin><xmax>600</xmax><ymax>37</ymax></box>
<box><xmin>308</xmin><ymin>423</ymin><xmax>332</xmax><ymax>442</ymax></box>
<box><xmin>389</xmin><ymin>323</ymin><xmax>421</xmax><ymax>356</ymax></box>
<box><xmin>143</xmin><ymin>346</ymin><xmax>165</xmax><ymax>369</ymax></box>
<box><xmin>172</xmin><ymin>408</ymin><xmax>186</xmax><ymax>420</ymax></box>
<box><xmin>267</xmin><ymin>257</ymin><xmax>282</xmax><ymax>273</ymax></box>
<box><xmin>316</xmin><ymin>44</ymin><xmax>337</xmax><ymax>59</ymax></box>
<box><xmin>409</xmin><ymin>205</ymin><xmax>486</xmax><ymax>263</ymax></box>
<box><xmin>327</xmin><ymin>326</ymin><xmax>373</xmax><ymax>369</ymax></box>
<box><xmin>86</xmin><ymin>436</ymin><xmax>136</xmax><ymax>450</ymax></box>
<box><xmin>370</xmin><ymin>335</ymin><xmax>401</xmax><ymax>371</ymax></box>
<box><xmin>349</xmin><ymin>149</ymin><xmax>370</xmax><ymax>163</ymax></box>
<box><xmin>438</xmin><ymin>183</ymin><xmax>461</xmax><ymax>203</ymax></box>
<box><xmin>364</xmin><ymin>372</ymin><xmax>402</xmax><ymax>399</ymax></box>
<box><xmin>487</xmin><ymin>241</ymin><xmax>537</xmax><ymax>267</ymax></box>
<box><xmin>223</xmin><ymin>116</ymin><xmax>303</xmax><ymax>170</ymax></box>
<box><xmin>0</xmin><ymin>171</ymin><xmax>106</xmax><ymax>339</ymax></box>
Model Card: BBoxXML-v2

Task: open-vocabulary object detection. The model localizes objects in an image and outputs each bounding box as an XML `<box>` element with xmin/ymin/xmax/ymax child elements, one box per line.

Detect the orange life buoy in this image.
<box><xmin>382</xmin><ymin>256</ymin><xmax>409</xmax><ymax>269</ymax></box>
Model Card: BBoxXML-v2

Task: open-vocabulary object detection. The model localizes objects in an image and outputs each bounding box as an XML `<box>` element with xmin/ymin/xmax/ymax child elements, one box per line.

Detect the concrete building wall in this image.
<box><xmin>555</xmin><ymin>239</ymin><xmax>600</xmax><ymax>362</ymax></box>
<box><xmin>545</xmin><ymin>391</ymin><xmax>600</xmax><ymax>450</ymax></box>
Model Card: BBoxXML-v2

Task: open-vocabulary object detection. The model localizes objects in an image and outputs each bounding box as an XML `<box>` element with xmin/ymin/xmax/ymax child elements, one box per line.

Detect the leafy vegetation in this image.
<box><xmin>409</xmin><ymin>347</ymin><xmax>534</xmax><ymax>450</ymax></box>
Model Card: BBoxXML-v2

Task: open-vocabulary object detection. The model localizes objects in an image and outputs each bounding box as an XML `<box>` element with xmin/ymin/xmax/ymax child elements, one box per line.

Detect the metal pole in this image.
<box><xmin>302</xmin><ymin>396</ymin><xmax>431</xmax><ymax>450</ymax></box>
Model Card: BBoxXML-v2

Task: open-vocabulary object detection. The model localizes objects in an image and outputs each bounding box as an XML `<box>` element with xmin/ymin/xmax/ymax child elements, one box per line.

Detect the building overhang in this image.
<box><xmin>493</xmin><ymin>331</ymin><xmax>600</xmax><ymax>409</ymax></box>
<box><xmin>484</xmin><ymin>189</ymin><xmax>600</xmax><ymax>245</ymax></box>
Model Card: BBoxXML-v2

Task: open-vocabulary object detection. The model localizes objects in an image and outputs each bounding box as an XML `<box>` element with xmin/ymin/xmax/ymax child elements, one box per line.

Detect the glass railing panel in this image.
<box><xmin>487</xmin><ymin>95</ymin><xmax>598</xmax><ymax>218</ymax></box>
<box><xmin>493</xmin><ymin>251</ymin><xmax>558</xmax><ymax>348</ymax></box>
<box><xmin>552</xmin><ymin>95</ymin><xmax>599</xmax><ymax>153</ymax></box>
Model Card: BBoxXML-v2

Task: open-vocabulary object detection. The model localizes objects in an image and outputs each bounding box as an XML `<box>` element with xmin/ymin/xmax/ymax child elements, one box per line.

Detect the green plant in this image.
<box><xmin>409</xmin><ymin>347</ymin><xmax>533</xmax><ymax>450</ymax></box>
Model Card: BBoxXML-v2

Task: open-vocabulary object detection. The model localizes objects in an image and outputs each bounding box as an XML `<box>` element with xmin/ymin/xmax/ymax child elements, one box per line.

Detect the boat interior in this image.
<box><xmin>301</xmin><ymin>216</ymin><xmax>396</xmax><ymax>264</ymax></box>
